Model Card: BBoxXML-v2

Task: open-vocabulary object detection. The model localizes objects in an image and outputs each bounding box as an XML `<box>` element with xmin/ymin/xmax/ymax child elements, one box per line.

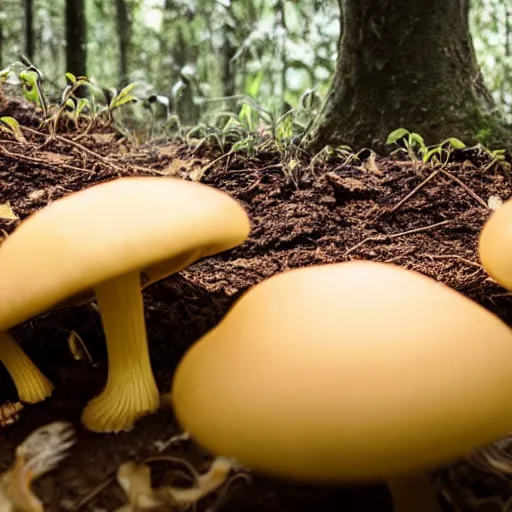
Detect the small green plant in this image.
<box><xmin>0</xmin><ymin>116</ymin><xmax>26</xmax><ymax>142</ymax></box>
<box><xmin>19</xmin><ymin>66</ymin><xmax>48</xmax><ymax>117</ymax></box>
<box><xmin>48</xmin><ymin>72</ymin><xmax>95</xmax><ymax>131</ymax></box>
<box><xmin>386</xmin><ymin>128</ymin><xmax>466</xmax><ymax>164</ymax></box>
<box><xmin>470</xmin><ymin>143</ymin><xmax>510</xmax><ymax>172</ymax></box>
<box><xmin>309</xmin><ymin>144</ymin><xmax>367</xmax><ymax>174</ymax></box>
<box><xmin>107</xmin><ymin>83</ymin><xmax>138</xmax><ymax>112</ymax></box>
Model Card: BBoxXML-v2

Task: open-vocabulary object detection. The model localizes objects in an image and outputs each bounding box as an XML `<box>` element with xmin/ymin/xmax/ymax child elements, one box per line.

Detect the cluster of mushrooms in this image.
<box><xmin>2</xmin><ymin>176</ymin><xmax>512</xmax><ymax>512</ymax></box>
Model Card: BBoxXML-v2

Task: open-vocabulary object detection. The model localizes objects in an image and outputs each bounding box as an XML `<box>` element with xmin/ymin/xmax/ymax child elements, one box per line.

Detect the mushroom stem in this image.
<box><xmin>0</xmin><ymin>331</ymin><xmax>53</xmax><ymax>403</ymax></box>
<box><xmin>80</xmin><ymin>271</ymin><xmax>159</xmax><ymax>433</ymax></box>
<box><xmin>387</xmin><ymin>471</ymin><xmax>441</xmax><ymax>512</ymax></box>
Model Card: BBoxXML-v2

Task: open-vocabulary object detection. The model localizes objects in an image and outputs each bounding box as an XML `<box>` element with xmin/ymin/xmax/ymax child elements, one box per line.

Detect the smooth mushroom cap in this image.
<box><xmin>479</xmin><ymin>198</ymin><xmax>512</xmax><ymax>290</ymax></box>
<box><xmin>0</xmin><ymin>177</ymin><xmax>250</xmax><ymax>328</ymax></box>
<box><xmin>172</xmin><ymin>261</ymin><xmax>512</xmax><ymax>481</ymax></box>
<box><xmin>0</xmin><ymin>177</ymin><xmax>250</xmax><ymax>432</ymax></box>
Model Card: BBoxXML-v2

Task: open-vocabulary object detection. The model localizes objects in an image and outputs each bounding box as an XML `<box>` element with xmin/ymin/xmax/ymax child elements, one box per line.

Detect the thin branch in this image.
<box><xmin>344</xmin><ymin>220</ymin><xmax>452</xmax><ymax>256</ymax></box>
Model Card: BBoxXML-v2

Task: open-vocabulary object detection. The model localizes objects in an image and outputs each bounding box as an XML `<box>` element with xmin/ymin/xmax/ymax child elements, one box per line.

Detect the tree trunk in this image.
<box><xmin>221</xmin><ymin>26</ymin><xmax>236</xmax><ymax>98</ymax></box>
<box><xmin>65</xmin><ymin>0</ymin><xmax>87</xmax><ymax>81</ymax></box>
<box><xmin>115</xmin><ymin>0</ymin><xmax>131</xmax><ymax>87</ymax></box>
<box><xmin>304</xmin><ymin>0</ymin><xmax>510</xmax><ymax>153</ymax></box>
<box><xmin>24</xmin><ymin>0</ymin><xmax>34</xmax><ymax>62</ymax></box>
<box><xmin>0</xmin><ymin>13</ymin><xmax>3</xmax><ymax>69</ymax></box>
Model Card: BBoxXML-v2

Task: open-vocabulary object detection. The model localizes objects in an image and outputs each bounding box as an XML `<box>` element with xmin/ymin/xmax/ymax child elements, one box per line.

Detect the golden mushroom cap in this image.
<box><xmin>0</xmin><ymin>177</ymin><xmax>250</xmax><ymax>329</ymax></box>
<box><xmin>479</xmin><ymin>198</ymin><xmax>512</xmax><ymax>290</ymax></box>
<box><xmin>172</xmin><ymin>261</ymin><xmax>512</xmax><ymax>482</ymax></box>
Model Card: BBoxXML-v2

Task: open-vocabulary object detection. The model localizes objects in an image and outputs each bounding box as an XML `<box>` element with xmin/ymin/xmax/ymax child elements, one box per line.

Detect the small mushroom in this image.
<box><xmin>479</xmin><ymin>197</ymin><xmax>512</xmax><ymax>290</ymax></box>
<box><xmin>0</xmin><ymin>177</ymin><xmax>250</xmax><ymax>433</ymax></box>
<box><xmin>171</xmin><ymin>261</ymin><xmax>512</xmax><ymax>512</ymax></box>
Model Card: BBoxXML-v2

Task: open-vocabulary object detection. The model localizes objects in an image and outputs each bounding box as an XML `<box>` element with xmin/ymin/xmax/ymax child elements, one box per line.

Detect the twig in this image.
<box><xmin>489</xmin><ymin>292</ymin><xmax>512</xmax><ymax>299</ymax></box>
<box><xmin>383</xmin><ymin>247</ymin><xmax>418</xmax><ymax>264</ymax></box>
<box><xmin>439</xmin><ymin>169</ymin><xmax>488</xmax><ymax>208</ymax></box>
<box><xmin>390</xmin><ymin>169</ymin><xmax>441</xmax><ymax>213</ymax></box>
<box><xmin>419</xmin><ymin>253</ymin><xmax>482</xmax><ymax>269</ymax></box>
<box><xmin>344</xmin><ymin>220</ymin><xmax>452</xmax><ymax>256</ymax></box>
<box><xmin>53</xmin><ymin>134</ymin><xmax>124</xmax><ymax>173</ymax></box>
<box><xmin>71</xmin><ymin>473</ymin><xmax>117</xmax><ymax>510</ymax></box>
<box><xmin>196</xmin><ymin>148</ymin><xmax>237</xmax><ymax>180</ymax></box>
<box><xmin>0</xmin><ymin>145</ymin><xmax>94</xmax><ymax>174</ymax></box>
<box><xmin>255</xmin><ymin>163</ymin><xmax>284</xmax><ymax>172</ymax></box>
<box><xmin>20</xmin><ymin>125</ymin><xmax>47</xmax><ymax>138</ymax></box>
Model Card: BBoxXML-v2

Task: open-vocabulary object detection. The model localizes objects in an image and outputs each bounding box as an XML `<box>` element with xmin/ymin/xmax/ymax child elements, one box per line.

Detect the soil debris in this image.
<box><xmin>1</xmin><ymin>121</ymin><xmax>512</xmax><ymax>510</ymax></box>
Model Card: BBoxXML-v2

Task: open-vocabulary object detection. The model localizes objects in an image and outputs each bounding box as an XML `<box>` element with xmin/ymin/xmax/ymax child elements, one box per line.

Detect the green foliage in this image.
<box><xmin>0</xmin><ymin>116</ymin><xmax>25</xmax><ymax>142</ymax></box>
<box><xmin>0</xmin><ymin>0</ymin><xmax>510</xmax><ymax>135</ymax></box>
<box><xmin>386</xmin><ymin>128</ymin><xmax>466</xmax><ymax>164</ymax></box>
<box><xmin>0</xmin><ymin>0</ymin><xmax>339</xmax><ymax>124</ymax></box>
<box><xmin>470</xmin><ymin>0</ymin><xmax>512</xmax><ymax>123</ymax></box>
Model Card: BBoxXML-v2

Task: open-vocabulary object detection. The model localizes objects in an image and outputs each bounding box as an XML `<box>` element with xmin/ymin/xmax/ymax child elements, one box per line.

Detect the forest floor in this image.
<box><xmin>1</xmin><ymin>100</ymin><xmax>512</xmax><ymax>511</ymax></box>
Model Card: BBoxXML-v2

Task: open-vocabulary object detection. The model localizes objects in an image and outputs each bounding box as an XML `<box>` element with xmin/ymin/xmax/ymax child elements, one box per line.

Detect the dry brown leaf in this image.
<box><xmin>115</xmin><ymin>457</ymin><xmax>242</xmax><ymax>512</ymax></box>
<box><xmin>0</xmin><ymin>422</ymin><xmax>75</xmax><ymax>511</ymax></box>
<box><xmin>90</xmin><ymin>133</ymin><xmax>117</xmax><ymax>145</ymax></box>
<box><xmin>38</xmin><ymin>151</ymin><xmax>73</xmax><ymax>165</ymax></box>
<box><xmin>364</xmin><ymin>152</ymin><xmax>383</xmax><ymax>175</ymax></box>
<box><xmin>67</xmin><ymin>330</ymin><xmax>96</xmax><ymax>366</ymax></box>
<box><xmin>0</xmin><ymin>202</ymin><xmax>18</xmax><ymax>221</ymax></box>
<box><xmin>0</xmin><ymin>402</ymin><xmax>23</xmax><ymax>428</ymax></box>
<box><xmin>156</xmin><ymin>146</ymin><xmax>177</xmax><ymax>158</ymax></box>
<box><xmin>161</xmin><ymin>158</ymin><xmax>200</xmax><ymax>177</ymax></box>
<box><xmin>115</xmin><ymin>462</ymin><xmax>163</xmax><ymax>511</ymax></box>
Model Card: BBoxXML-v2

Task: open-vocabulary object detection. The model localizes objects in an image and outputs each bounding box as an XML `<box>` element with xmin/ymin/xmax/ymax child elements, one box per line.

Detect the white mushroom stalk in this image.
<box><xmin>81</xmin><ymin>271</ymin><xmax>159</xmax><ymax>433</ymax></box>
<box><xmin>0</xmin><ymin>331</ymin><xmax>53</xmax><ymax>403</ymax></box>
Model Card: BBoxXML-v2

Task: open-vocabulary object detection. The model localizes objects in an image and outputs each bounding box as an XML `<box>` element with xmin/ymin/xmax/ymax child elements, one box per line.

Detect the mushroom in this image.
<box><xmin>479</xmin><ymin>198</ymin><xmax>512</xmax><ymax>290</ymax></box>
<box><xmin>171</xmin><ymin>261</ymin><xmax>512</xmax><ymax>512</ymax></box>
<box><xmin>0</xmin><ymin>331</ymin><xmax>53</xmax><ymax>403</ymax></box>
<box><xmin>0</xmin><ymin>176</ymin><xmax>250</xmax><ymax>433</ymax></box>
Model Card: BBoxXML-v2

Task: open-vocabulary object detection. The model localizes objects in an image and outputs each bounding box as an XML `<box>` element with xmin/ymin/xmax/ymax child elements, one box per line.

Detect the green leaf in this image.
<box><xmin>238</xmin><ymin>103</ymin><xmax>255</xmax><ymax>131</ymax></box>
<box><xmin>386</xmin><ymin>128</ymin><xmax>410</xmax><ymax>145</ymax></box>
<box><xmin>65</xmin><ymin>72</ymin><xmax>77</xmax><ymax>84</ymax></box>
<box><xmin>443</xmin><ymin>137</ymin><xmax>466</xmax><ymax>149</ymax></box>
<box><xmin>116</xmin><ymin>83</ymin><xmax>138</xmax><ymax>101</ymax></box>
<box><xmin>422</xmin><ymin>147</ymin><xmax>444</xmax><ymax>163</ymax></box>
<box><xmin>75</xmin><ymin>98</ymin><xmax>89</xmax><ymax>117</ymax></box>
<box><xmin>409</xmin><ymin>132</ymin><xmax>425</xmax><ymax>147</ymax></box>
<box><xmin>0</xmin><ymin>67</ymin><xmax>11</xmax><ymax>81</ymax></box>
<box><xmin>0</xmin><ymin>117</ymin><xmax>26</xmax><ymax>142</ymax></box>
<box><xmin>246</xmin><ymin>69</ymin><xmax>264</xmax><ymax>98</ymax></box>
<box><xmin>112</xmin><ymin>95</ymin><xmax>137</xmax><ymax>109</ymax></box>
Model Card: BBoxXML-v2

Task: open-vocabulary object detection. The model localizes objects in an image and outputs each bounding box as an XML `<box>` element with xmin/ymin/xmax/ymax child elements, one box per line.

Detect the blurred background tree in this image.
<box><xmin>0</xmin><ymin>0</ymin><xmax>510</xmax><ymax>129</ymax></box>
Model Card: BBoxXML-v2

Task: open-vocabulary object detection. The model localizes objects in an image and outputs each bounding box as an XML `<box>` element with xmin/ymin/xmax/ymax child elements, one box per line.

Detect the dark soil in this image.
<box><xmin>1</xmin><ymin>101</ymin><xmax>512</xmax><ymax>511</ymax></box>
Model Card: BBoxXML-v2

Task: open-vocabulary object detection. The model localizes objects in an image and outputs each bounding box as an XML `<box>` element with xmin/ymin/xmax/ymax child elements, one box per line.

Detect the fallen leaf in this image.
<box><xmin>488</xmin><ymin>195</ymin><xmax>503</xmax><ymax>210</ymax></box>
<box><xmin>0</xmin><ymin>402</ymin><xmax>23</xmax><ymax>428</ymax></box>
<box><xmin>0</xmin><ymin>422</ymin><xmax>75</xmax><ymax>512</ymax></box>
<box><xmin>67</xmin><ymin>330</ymin><xmax>96</xmax><ymax>366</ymax></box>
<box><xmin>0</xmin><ymin>202</ymin><xmax>18</xmax><ymax>220</ymax></box>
